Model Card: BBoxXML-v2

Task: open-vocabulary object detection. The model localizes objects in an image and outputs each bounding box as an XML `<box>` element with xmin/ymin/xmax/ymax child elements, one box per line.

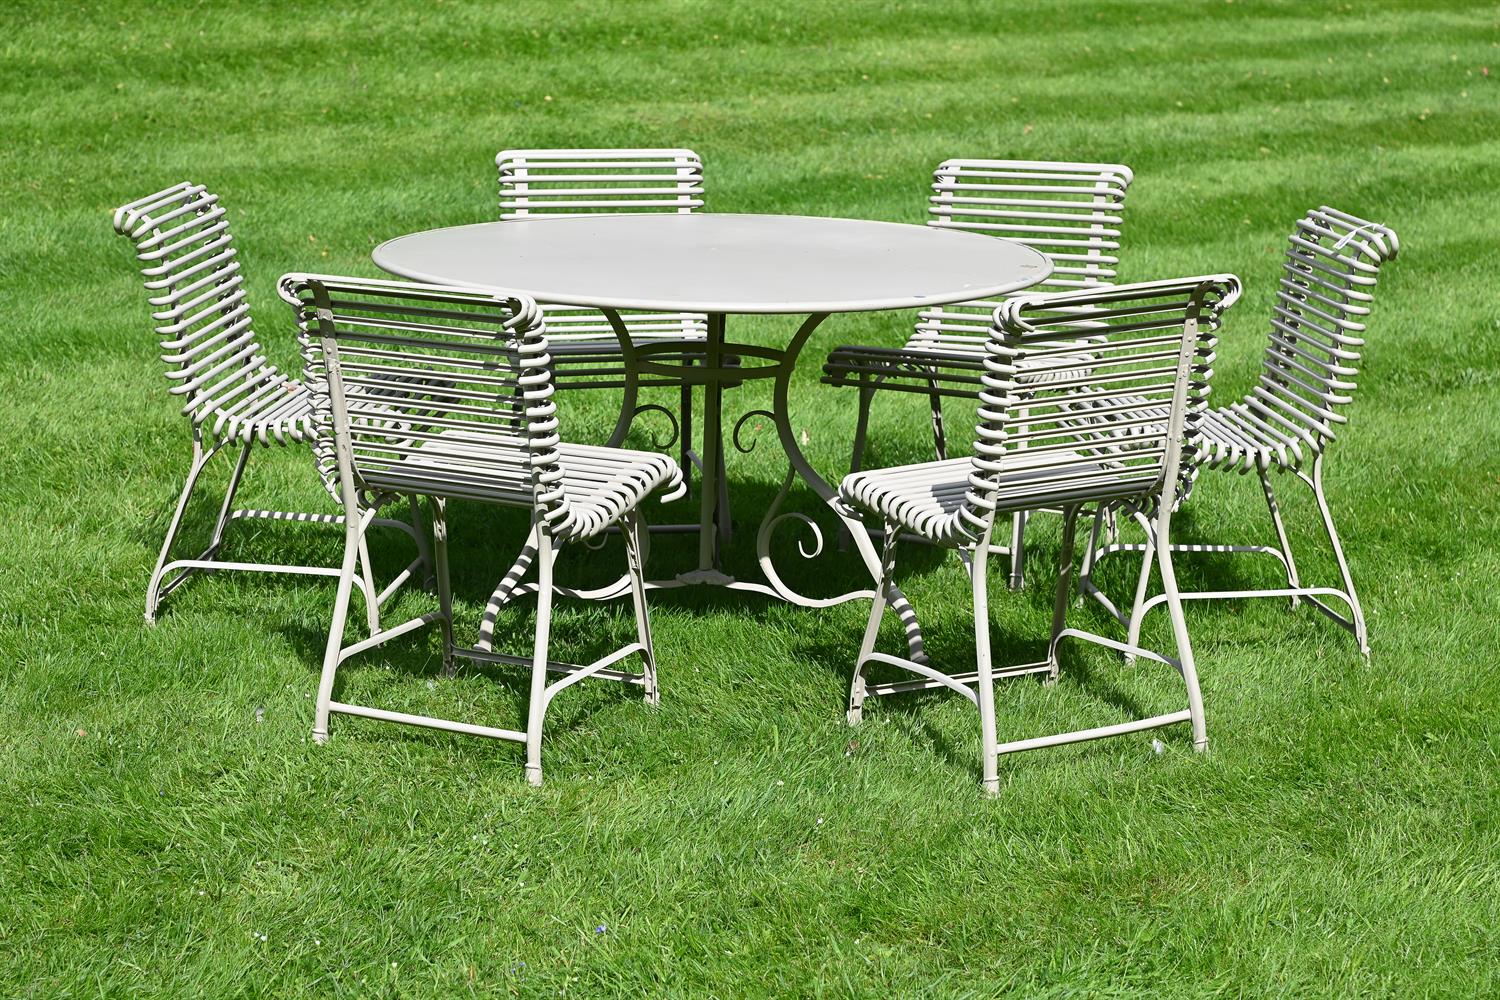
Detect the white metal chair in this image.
<box><xmin>1080</xmin><ymin>207</ymin><xmax>1399</xmax><ymax>659</ymax></box>
<box><xmin>823</xmin><ymin>158</ymin><xmax>1134</xmax><ymax>588</ymax></box>
<box><xmin>112</xmin><ymin>182</ymin><xmax>428</xmax><ymax>625</ymax></box>
<box><xmin>281</xmin><ymin>274</ymin><xmax>683</xmax><ymax>786</ymax></box>
<box><xmin>840</xmin><ymin>275</ymin><xmax>1241</xmax><ymax>794</ymax></box>
<box><xmin>496</xmin><ymin>148</ymin><xmax>732</xmax><ymax>504</ymax></box>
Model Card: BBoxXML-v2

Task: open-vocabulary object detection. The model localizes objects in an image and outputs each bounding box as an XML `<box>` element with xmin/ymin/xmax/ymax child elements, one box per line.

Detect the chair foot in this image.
<box><xmin>1193</xmin><ymin>736</ymin><xmax>1208</xmax><ymax>753</ymax></box>
<box><xmin>312</xmin><ymin>729</ymin><xmax>329</xmax><ymax>746</ymax></box>
<box><xmin>525</xmin><ymin>764</ymin><xmax>543</xmax><ymax>788</ymax></box>
<box><xmin>981</xmin><ymin>777</ymin><xmax>1000</xmax><ymax>797</ymax></box>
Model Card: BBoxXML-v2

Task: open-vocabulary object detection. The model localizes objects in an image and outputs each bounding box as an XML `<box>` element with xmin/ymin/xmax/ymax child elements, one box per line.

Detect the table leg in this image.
<box><xmin>757</xmin><ymin>312</ymin><xmax>928</xmax><ymax>662</ymax></box>
<box><xmin>696</xmin><ymin>313</ymin><xmax>726</xmax><ymax>572</ymax></box>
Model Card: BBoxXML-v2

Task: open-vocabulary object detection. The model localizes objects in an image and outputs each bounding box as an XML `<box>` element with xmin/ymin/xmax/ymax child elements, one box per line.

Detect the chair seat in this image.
<box><xmin>208</xmin><ymin>378</ymin><xmax>315</xmax><ymax>446</ymax></box>
<box><xmin>841</xmin><ymin>451</ymin><xmax>1127</xmax><ymax>546</ymax></box>
<box><xmin>361</xmin><ymin>432</ymin><xmax>681</xmax><ymax>539</ymax></box>
<box><xmin>1085</xmin><ymin>398</ymin><xmax>1315</xmax><ymax>474</ymax></box>
<box><xmin>823</xmin><ymin>341</ymin><xmax>1089</xmax><ymax>393</ymax></box>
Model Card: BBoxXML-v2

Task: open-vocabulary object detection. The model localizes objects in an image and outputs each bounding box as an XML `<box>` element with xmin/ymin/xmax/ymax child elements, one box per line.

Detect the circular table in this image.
<box><xmin>374</xmin><ymin>213</ymin><xmax>1051</xmax><ymax>660</ymax></box>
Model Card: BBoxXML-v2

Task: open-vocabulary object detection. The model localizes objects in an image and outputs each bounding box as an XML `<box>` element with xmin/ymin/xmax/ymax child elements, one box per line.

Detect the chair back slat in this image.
<box><xmin>913</xmin><ymin>158</ymin><xmax>1134</xmax><ymax>347</ymax></box>
<box><xmin>963</xmin><ymin>276</ymin><xmax>1242</xmax><ymax>540</ymax></box>
<box><xmin>113</xmin><ymin>182</ymin><xmax>292</xmax><ymax>428</ymax></box>
<box><xmin>279</xmin><ymin>275</ymin><xmax>567</xmax><ymax>525</ymax></box>
<box><xmin>1249</xmin><ymin>207</ymin><xmax>1398</xmax><ymax>453</ymax></box>
<box><xmin>496</xmin><ymin>148</ymin><xmax>704</xmax><ymax>218</ymax></box>
<box><xmin>494</xmin><ymin>148</ymin><xmax>707</xmax><ymax>363</ymax></box>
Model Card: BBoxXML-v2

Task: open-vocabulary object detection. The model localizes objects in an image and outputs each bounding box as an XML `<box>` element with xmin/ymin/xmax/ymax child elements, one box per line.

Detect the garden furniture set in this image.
<box><xmin>112</xmin><ymin>150</ymin><xmax>1398</xmax><ymax>791</ymax></box>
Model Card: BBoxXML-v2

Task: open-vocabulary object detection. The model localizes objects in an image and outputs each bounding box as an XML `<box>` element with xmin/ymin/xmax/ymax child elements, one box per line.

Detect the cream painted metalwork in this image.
<box><xmin>112</xmin><ymin>182</ymin><xmax>429</xmax><ymax>625</ymax></box>
<box><xmin>496</xmin><ymin>148</ymin><xmax>727</xmax><ymax>512</ymax></box>
<box><xmin>281</xmin><ymin>274</ymin><xmax>682</xmax><ymax>786</ymax></box>
<box><xmin>823</xmin><ymin>159</ymin><xmax>1134</xmax><ymax>588</ymax></box>
<box><xmin>840</xmin><ymin>275</ymin><xmax>1241</xmax><ymax>794</ymax></box>
<box><xmin>1079</xmin><ymin>208</ymin><xmax>1399</xmax><ymax>659</ymax></box>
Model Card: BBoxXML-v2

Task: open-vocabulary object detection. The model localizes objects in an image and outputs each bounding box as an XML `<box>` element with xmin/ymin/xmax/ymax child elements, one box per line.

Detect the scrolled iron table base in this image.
<box><xmin>481</xmin><ymin>308</ymin><xmax>930</xmax><ymax>662</ymax></box>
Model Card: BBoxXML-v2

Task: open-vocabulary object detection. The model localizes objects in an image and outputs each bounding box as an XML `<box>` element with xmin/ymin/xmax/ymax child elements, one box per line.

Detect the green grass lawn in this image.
<box><xmin>3</xmin><ymin>0</ymin><xmax>1499</xmax><ymax>995</ymax></box>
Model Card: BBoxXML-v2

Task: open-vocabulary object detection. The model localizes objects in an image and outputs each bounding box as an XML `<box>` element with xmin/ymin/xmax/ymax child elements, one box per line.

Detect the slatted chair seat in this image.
<box><xmin>360</xmin><ymin>436</ymin><xmax>682</xmax><ymax>540</ymax></box>
<box><xmin>824</xmin><ymin>342</ymin><xmax>1096</xmax><ymax>395</ymax></box>
<box><xmin>840</xmin><ymin>276</ymin><xmax>1240</xmax><ymax>794</ymax></box>
<box><xmin>207</xmin><ymin>379</ymin><xmax>314</xmax><ymax>444</ymax></box>
<box><xmin>1078</xmin><ymin>207</ymin><xmax>1399</xmax><ymax>659</ymax></box>
<box><xmin>1081</xmin><ymin>399</ymin><xmax>1318</xmax><ymax>474</ymax></box>
<box><xmin>841</xmin><ymin>452</ymin><xmax>1126</xmax><ymax>546</ymax></box>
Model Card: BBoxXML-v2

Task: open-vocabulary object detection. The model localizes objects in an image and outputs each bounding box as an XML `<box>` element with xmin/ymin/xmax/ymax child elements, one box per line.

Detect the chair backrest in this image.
<box><xmin>496</xmin><ymin>148</ymin><xmax>704</xmax><ymax>218</ymax></box>
<box><xmin>910</xmin><ymin>159</ymin><xmax>1133</xmax><ymax>348</ymax></box>
<box><xmin>958</xmin><ymin>275</ymin><xmax>1242</xmax><ymax>540</ymax></box>
<box><xmin>495</xmin><ymin>148</ymin><xmax>708</xmax><ymax>350</ymax></box>
<box><xmin>112</xmin><ymin>181</ymin><xmax>288</xmax><ymax>430</ymax></box>
<box><xmin>278</xmin><ymin>275</ymin><xmax>573</xmax><ymax>528</ymax></box>
<box><xmin>929</xmin><ymin>158</ymin><xmax>1133</xmax><ymax>291</ymax></box>
<box><xmin>1248</xmin><ymin>206</ymin><xmax>1398</xmax><ymax>455</ymax></box>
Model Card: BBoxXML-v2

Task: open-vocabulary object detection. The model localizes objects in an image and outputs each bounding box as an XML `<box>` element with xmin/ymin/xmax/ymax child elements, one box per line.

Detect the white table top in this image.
<box><xmin>372</xmin><ymin>213</ymin><xmax>1052</xmax><ymax>315</ymax></box>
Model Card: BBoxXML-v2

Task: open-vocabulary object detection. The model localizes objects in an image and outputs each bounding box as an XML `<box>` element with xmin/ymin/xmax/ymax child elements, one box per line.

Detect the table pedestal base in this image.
<box><xmin>480</xmin><ymin>310</ymin><xmax>929</xmax><ymax>664</ymax></box>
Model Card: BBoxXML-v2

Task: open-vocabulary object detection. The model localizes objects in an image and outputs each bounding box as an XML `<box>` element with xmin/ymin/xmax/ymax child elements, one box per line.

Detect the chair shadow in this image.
<box><xmin>136</xmin><ymin>445</ymin><xmax>1234</xmax><ymax>772</ymax></box>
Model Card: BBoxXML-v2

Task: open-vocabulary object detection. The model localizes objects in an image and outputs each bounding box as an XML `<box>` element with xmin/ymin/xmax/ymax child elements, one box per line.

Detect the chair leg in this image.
<box><xmin>850</xmin><ymin>383</ymin><xmax>876</xmax><ymax>474</ymax></box>
<box><xmin>927</xmin><ymin>382</ymin><xmax>948</xmax><ymax>461</ymax></box>
<box><xmin>407</xmin><ymin>493</ymin><xmax>436</xmax><ymax>590</ymax></box>
<box><xmin>848</xmin><ymin>517</ymin><xmax>897</xmax><ymax>726</ymax></box>
<box><xmin>146</xmin><ymin>438</ymin><xmax>214</xmax><ymax>625</ymax></box>
<box><xmin>430</xmin><ymin>497</ymin><xmax>455</xmax><ymax>677</ymax></box>
<box><xmin>524</xmin><ymin>530</ymin><xmax>557</xmax><ymax>788</ymax></box>
<box><xmin>313</xmin><ymin>512</ymin><xmax>365</xmax><ymax>745</ymax></box>
<box><xmin>1046</xmin><ymin>508</ymin><xmax>1080</xmax><ymax>683</ymax></box>
<box><xmin>205</xmin><ymin>440</ymin><xmax>253</xmax><ymax>555</ymax></box>
<box><xmin>356</xmin><ymin>532</ymin><xmax>381</xmax><ymax>636</ymax></box>
<box><xmin>1008</xmin><ymin>510</ymin><xmax>1029</xmax><ymax>591</ymax></box>
<box><xmin>1124</xmin><ymin>512</ymin><xmax>1158</xmax><ymax>667</ymax></box>
<box><xmin>623</xmin><ymin>510</ymin><xmax>659</xmax><ymax>706</ymax></box>
<box><xmin>679</xmin><ymin>382</ymin><xmax>695</xmax><ymax>492</ymax></box>
<box><xmin>1308</xmin><ymin>454</ymin><xmax>1369</xmax><ymax>658</ymax></box>
<box><xmin>1258</xmin><ymin>468</ymin><xmax>1302</xmax><ymax>609</ymax></box>
<box><xmin>1077</xmin><ymin>506</ymin><xmax>1108</xmax><ymax>606</ymax></box>
<box><xmin>1153</xmin><ymin>509</ymin><xmax>1207</xmax><ymax>751</ymax></box>
<box><xmin>970</xmin><ymin>537</ymin><xmax>999</xmax><ymax>796</ymax></box>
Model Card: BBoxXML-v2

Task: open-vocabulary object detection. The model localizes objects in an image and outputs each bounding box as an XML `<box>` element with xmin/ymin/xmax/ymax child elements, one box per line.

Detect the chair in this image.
<box><xmin>1079</xmin><ymin>207</ymin><xmax>1399</xmax><ymax>659</ymax></box>
<box><xmin>496</xmin><ymin>148</ymin><xmax>730</xmax><ymax>516</ymax></box>
<box><xmin>280</xmin><ymin>274</ymin><xmax>683</xmax><ymax>786</ymax></box>
<box><xmin>839</xmin><ymin>275</ymin><xmax>1241</xmax><ymax>794</ymax></box>
<box><xmin>111</xmin><ymin>182</ymin><xmax>428</xmax><ymax>625</ymax></box>
<box><xmin>823</xmin><ymin>158</ymin><xmax>1134</xmax><ymax>589</ymax></box>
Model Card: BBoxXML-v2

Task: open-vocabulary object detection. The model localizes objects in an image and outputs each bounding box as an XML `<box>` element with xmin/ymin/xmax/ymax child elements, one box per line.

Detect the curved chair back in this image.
<box><xmin>280</xmin><ymin>275</ymin><xmax>573</xmax><ymax>529</ymax></box>
<box><xmin>962</xmin><ymin>276</ymin><xmax>1242</xmax><ymax>539</ymax></box>
<box><xmin>1252</xmin><ymin>207</ymin><xmax>1398</xmax><ymax>456</ymax></box>
<box><xmin>496</xmin><ymin>148</ymin><xmax>704</xmax><ymax>218</ymax></box>
<box><xmin>113</xmin><ymin>182</ymin><xmax>290</xmax><ymax>433</ymax></box>
<box><xmin>929</xmin><ymin>159</ymin><xmax>1133</xmax><ymax>291</ymax></box>
<box><xmin>911</xmin><ymin>159</ymin><xmax>1134</xmax><ymax>349</ymax></box>
<box><xmin>494</xmin><ymin>148</ymin><xmax>708</xmax><ymax>358</ymax></box>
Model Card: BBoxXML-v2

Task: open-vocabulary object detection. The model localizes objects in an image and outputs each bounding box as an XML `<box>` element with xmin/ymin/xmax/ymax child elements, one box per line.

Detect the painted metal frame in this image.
<box><xmin>280</xmin><ymin>274</ymin><xmax>683</xmax><ymax>786</ymax></box>
<box><xmin>496</xmin><ymin>148</ymin><xmax>730</xmax><ymax>506</ymax></box>
<box><xmin>1079</xmin><ymin>207</ymin><xmax>1399</xmax><ymax>659</ymax></box>
<box><xmin>112</xmin><ymin>182</ymin><xmax>429</xmax><ymax>625</ymax></box>
<box><xmin>822</xmin><ymin>159</ymin><xmax>1134</xmax><ymax>589</ymax></box>
<box><xmin>839</xmin><ymin>275</ymin><xmax>1242</xmax><ymax>793</ymax></box>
